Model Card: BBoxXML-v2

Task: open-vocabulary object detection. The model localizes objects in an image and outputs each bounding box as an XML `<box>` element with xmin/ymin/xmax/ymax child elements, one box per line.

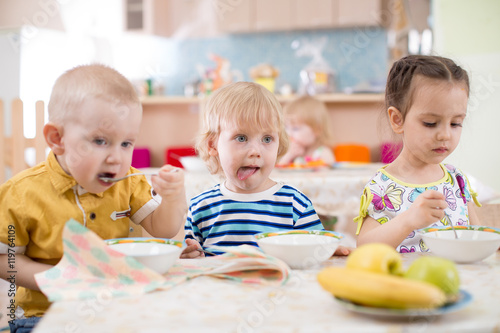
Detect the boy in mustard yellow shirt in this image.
<box><xmin>0</xmin><ymin>64</ymin><xmax>187</xmax><ymax>332</ymax></box>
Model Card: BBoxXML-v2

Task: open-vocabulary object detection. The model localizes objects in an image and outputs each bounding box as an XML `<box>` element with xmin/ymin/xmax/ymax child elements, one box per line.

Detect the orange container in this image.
<box><xmin>333</xmin><ymin>144</ymin><xmax>370</xmax><ymax>163</ymax></box>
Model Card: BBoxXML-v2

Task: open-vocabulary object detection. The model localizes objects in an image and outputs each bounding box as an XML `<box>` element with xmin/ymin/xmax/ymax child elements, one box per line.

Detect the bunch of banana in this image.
<box><xmin>317</xmin><ymin>243</ymin><xmax>452</xmax><ymax>310</ymax></box>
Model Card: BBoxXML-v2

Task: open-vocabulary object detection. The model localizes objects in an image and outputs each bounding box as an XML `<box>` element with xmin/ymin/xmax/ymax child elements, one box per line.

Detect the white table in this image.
<box><xmin>33</xmin><ymin>251</ymin><xmax>500</xmax><ymax>333</ymax></box>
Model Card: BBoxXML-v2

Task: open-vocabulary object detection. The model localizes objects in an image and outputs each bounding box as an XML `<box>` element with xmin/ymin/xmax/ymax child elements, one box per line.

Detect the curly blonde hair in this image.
<box><xmin>195</xmin><ymin>82</ymin><xmax>289</xmax><ymax>176</ymax></box>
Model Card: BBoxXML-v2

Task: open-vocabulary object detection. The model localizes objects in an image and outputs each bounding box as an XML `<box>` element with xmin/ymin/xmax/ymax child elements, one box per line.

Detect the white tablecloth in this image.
<box><xmin>33</xmin><ymin>252</ymin><xmax>500</xmax><ymax>333</ymax></box>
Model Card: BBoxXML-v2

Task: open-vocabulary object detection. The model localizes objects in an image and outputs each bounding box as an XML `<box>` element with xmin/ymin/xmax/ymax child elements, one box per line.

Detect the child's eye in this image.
<box><xmin>94</xmin><ymin>138</ymin><xmax>106</xmax><ymax>145</ymax></box>
<box><xmin>262</xmin><ymin>136</ymin><xmax>273</xmax><ymax>144</ymax></box>
<box><xmin>235</xmin><ymin>135</ymin><xmax>247</xmax><ymax>143</ymax></box>
<box><xmin>423</xmin><ymin>122</ymin><xmax>436</xmax><ymax>127</ymax></box>
<box><xmin>121</xmin><ymin>141</ymin><xmax>133</xmax><ymax>148</ymax></box>
<box><xmin>451</xmin><ymin>122</ymin><xmax>463</xmax><ymax>128</ymax></box>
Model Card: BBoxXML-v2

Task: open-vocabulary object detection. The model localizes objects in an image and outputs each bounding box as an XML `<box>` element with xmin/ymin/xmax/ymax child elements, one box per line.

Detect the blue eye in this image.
<box><xmin>236</xmin><ymin>135</ymin><xmax>246</xmax><ymax>142</ymax></box>
<box><xmin>121</xmin><ymin>141</ymin><xmax>133</xmax><ymax>148</ymax></box>
<box><xmin>262</xmin><ymin>136</ymin><xmax>273</xmax><ymax>143</ymax></box>
<box><xmin>94</xmin><ymin>138</ymin><xmax>106</xmax><ymax>145</ymax></box>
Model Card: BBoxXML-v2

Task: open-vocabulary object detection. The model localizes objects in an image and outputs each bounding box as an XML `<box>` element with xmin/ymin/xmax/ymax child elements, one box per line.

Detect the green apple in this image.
<box><xmin>346</xmin><ymin>243</ymin><xmax>404</xmax><ymax>276</ymax></box>
<box><xmin>404</xmin><ymin>256</ymin><xmax>460</xmax><ymax>296</ymax></box>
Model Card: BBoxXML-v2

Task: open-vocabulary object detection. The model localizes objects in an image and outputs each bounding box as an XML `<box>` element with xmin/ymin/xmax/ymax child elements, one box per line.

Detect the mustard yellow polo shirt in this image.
<box><xmin>0</xmin><ymin>151</ymin><xmax>160</xmax><ymax>317</ymax></box>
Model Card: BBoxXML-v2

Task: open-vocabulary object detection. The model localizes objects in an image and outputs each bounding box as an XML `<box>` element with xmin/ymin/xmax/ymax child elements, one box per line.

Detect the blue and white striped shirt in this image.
<box><xmin>184</xmin><ymin>181</ymin><xmax>323</xmax><ymax>249</ymax></box>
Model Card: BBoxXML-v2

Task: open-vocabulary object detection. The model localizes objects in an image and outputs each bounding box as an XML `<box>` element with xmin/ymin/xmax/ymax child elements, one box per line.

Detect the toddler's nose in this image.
<box><xmin>106</xmin><ymin>147</ymin><xmax>122</xmax><ymax>164</ymax></box>
<box><xmin>437</xmin><ymin>126</ymin><xmax>451</xmax><ymax>141</ymax></box>
<box><xmin>247</xmin><ymin>141</ymin><xmax>262</xmax><ymax>157</ymax></box>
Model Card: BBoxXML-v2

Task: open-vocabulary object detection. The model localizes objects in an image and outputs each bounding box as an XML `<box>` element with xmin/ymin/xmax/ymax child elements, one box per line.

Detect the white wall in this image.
<box><xmin>0</xmin><ymin>28</ymin><xmax>21</xmax><ymax>136</ymax></box>
<box><xmin>433</xmin><ymin>0</ymin><xmax>500</xmax><ymax>197</ymax></box>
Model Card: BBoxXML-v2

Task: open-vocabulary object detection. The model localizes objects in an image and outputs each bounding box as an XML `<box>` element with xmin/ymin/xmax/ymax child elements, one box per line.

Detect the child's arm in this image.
<box><xmin>357</xmin><ymin>190</ymin><xmax>447</xmax><ymax>248</ymax></box>
<box><xmin>278</xmin><ymin>140</ymin><xmax>305</xmax><ymax>165</ymax></box>
<box><xmin>140</xmin><ymin>165</ymin><xmax>187</xmax><ymax>238</ymax></box>
<box><xmin>0</xmin><ymin>254</ymin><xmax>52</xmax><ymax>291</ymax></box>
<box><xmin>467</xmin><ymin>201</ymin><xmax>480</xmax><ymax>225</ymax></box>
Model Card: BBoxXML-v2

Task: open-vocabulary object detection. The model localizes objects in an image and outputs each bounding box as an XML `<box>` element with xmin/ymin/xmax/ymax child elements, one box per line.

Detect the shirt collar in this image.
<box><xmin>47</xmin><ymin>151</ymin><xmax>104</xmax><ymax>198</ymax></box>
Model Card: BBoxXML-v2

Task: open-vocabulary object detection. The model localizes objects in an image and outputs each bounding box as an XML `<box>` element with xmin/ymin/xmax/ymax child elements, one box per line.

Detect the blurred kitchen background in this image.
<box><xmin>0</xmin><ymin>0</ymin><xmax>499</xmax><ymax>196</ymax></box>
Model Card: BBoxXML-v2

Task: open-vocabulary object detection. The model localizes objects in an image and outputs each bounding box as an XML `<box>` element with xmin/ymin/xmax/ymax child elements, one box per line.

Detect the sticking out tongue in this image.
<box><xmin>237</xmin><ymin>167</ymin><xmax>258</xmax><ymax>180</ymax></box>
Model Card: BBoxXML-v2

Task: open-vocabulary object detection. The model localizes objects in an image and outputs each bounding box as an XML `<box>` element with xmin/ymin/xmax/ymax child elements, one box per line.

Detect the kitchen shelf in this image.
<box><xmin>140</xmin><ymin>93</ymin><xmax>384</xmax><ymax>106</ymax></box>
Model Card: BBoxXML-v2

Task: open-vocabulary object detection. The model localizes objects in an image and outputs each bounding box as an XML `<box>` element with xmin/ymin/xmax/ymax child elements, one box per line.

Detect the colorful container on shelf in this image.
<box><xmin>333</xmin><ymin>144</ymin><xmax>370</xmax><ymax>163</ymax></box>
<box><xmin>165</xmin><ymin>146</ymin><xmax>197</xmax><ymax>168</ymax></box>
<box><xmin>132</xmin><ymin>147</ymin><xmax>151</xmax><ymax>168</ymax></box>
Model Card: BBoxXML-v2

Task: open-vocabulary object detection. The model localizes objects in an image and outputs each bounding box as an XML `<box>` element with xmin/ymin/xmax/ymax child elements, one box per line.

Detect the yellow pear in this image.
<box><xmin>346</xmin><ymin>243</ymin><xmax>403</xmax><ymax>275</ymax></box>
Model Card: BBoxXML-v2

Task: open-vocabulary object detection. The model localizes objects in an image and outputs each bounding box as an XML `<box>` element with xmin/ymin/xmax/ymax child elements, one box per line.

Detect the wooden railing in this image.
<box><xmin>0</xmin><ymin>99</ymin><xmax>46</xmax><ymax>183</ymax></box>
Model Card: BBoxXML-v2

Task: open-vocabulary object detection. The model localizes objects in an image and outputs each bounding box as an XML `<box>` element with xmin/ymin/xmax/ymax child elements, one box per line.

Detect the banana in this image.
<box><xmin>317</xmin><ymin>267</ymin><xmax>447</xmax><ymax>309</ymax></box>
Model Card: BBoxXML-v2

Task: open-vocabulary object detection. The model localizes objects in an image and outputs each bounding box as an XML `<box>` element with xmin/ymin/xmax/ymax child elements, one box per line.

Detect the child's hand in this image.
<box><xmin>407</xmin><ymin>190</ymin><xmax>447</xmax><ymax>229</ymax></box>
<box><xmin>180</xmin><ymin>238</ymin><xmax>205</xmax><ymax>259</ymax></box>
<box><xmin>333</xmin><ymin>245</ymin><xmax>352</xmax><ymax>256</ymax></box>
<box><xmin>278</xmin><ymin>140</ymin><xmax>306</xmax><ymax>165</ymax></box>
<box><xmin>151</xmin><ymin>165</ymin><xmax>185</xmax><ymax>200</ymax></box>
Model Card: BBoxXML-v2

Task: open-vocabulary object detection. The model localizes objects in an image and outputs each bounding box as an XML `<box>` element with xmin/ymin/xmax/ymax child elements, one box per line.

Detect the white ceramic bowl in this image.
<box><xmin>180</xmin><ymin>156</ymin><xmax>207</xmax><ymax>172</ymax></box>
<box><xmin>255</xmin><ymin>230</ymin><xmax>343</xmax><ymax>269</ymax></box>
<box><xmin>419</xmin><ymin>226</ymin><xmax>500</xmax><ymax>263</ymax></box>
<box><xmin>105</xmin><ymin>238</ymin><xmax>184</xmax><ymax>274</ymax></box>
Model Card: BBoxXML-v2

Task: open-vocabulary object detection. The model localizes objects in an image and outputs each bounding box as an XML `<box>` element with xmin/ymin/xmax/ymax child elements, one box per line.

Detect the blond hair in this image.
<box><xmin>196</xmin><ymin>82</ymin><xmax>289</xmax><ymax>176</ymax></box>
<box><xmin>283</xmin><ymin>95</ymin><xmax>332</xmax><ymax>146</ymax></box>
<box><xmin>48</xmin><ymin>64</ymin><xmax>141</xmax><ymax>124</ymax></box>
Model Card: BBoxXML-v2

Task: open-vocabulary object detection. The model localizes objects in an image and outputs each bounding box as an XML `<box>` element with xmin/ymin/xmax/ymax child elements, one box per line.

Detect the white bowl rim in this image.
<box><xmin>254</xmin><ymin>230</ymin><xmax>343</xmax><ymax>241</ymax></box>
<box><xmin>417</xmin><ymin>225</ymin><xmax>500</xmax><ymax>236</ymax></box>
<box><xmin>105</xmin><ymin>237</ymin><xmax>184</xmax><ymax>257</ymax></box>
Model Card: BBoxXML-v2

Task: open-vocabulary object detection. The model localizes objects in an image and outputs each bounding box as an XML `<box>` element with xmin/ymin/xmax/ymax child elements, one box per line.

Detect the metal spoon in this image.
<box><xmin>449</xmin><ymin>222</ymin><xmax>459</xmax><ymax>239</ymax></box>
<box><xmin>99</xmin><ymin>169</ymin><xmax>178</xmax><ymax>183</ymax></box>
<box><xmin>196</xmin><ymin>248</ymin><xmax>217</xmax><ymax>256</ymax></box>
<box><xmin>435</xmin><ymin>206</ymin><xmax>458</xmax><ymax>239</ymax></box>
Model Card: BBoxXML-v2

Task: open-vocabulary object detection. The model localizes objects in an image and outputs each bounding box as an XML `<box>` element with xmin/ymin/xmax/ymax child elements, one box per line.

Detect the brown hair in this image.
<box><xmin>196</xmin><ymin>82</ymin><xmax>289</xmax><ymax>176</ymax></box>
<box><xmin>385</xmin><ymin>55</ymin><xmax>470</xmax><ymax>122</ymax></box>
<box><xmin>283</xmin><ymin>95</ymin><xmax>332</xmax><ymax>146</ymax></box>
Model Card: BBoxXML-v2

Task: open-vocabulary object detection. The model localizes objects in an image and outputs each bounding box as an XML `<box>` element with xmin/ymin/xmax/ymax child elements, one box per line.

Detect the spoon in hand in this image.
<box><xmin>436</xmin><ymin>206</ymin><xmax>458</xmax><ymax>239</ymax></box>
<box><xmin>99</xmin><ymin>169</ymin><xmax>178</xmax><ymax>183</ymax></box>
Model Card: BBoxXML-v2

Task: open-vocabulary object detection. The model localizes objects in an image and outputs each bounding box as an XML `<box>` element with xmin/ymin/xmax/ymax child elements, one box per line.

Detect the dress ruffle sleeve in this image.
<box><xmin>463</xmin><ymin>173</ymin><xmax>482</xmax><ymax>207</ymax></box>
<box><xmin>354</xmin><ymin>187</ymin><xmax>373</xmax><ymax>235</ymax></box>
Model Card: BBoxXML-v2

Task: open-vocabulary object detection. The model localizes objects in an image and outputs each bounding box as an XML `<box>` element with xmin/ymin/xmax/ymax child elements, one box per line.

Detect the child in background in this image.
<box><xmin>278</xmin><ymin>95</ymin><xmax>335</xmax><ymax>167</ymax></box>
<box><xmin>355</xmin><ymin>55</ymin><xmax>481</xmax><ymax>253</ymax></box>
<box><xmin>181</xmin><ymin>82</ymin><xmax>349</xmax><ymax>258</ymax></box>
<box><xmin>0</xmin><ymin>64</ymin><xmax>187</xmax><ymax>332</ymax></box>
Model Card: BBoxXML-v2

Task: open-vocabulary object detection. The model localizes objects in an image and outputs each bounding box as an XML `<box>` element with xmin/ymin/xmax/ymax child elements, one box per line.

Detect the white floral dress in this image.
<box><xmin>354</xmin><ymin>163</ymin><xmax>481</xmax><ymax>253</ymax></box>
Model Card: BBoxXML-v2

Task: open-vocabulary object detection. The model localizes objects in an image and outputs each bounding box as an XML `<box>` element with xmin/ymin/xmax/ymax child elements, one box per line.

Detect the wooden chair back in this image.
<box><xmin>476</xmin><ymin>203</ymin><xmax>500</xmax><ymax>229</ymax></box>
<box><xmin>0</xmin><ymin>99</ymin><xmax>47</xmax><ymax>184</ymax></box>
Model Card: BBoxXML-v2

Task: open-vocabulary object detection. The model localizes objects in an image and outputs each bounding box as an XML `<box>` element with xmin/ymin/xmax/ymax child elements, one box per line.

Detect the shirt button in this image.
<box><xmin>90</xmin><ymin>212</ymin><xmax>96</xmax><ymax>220</ymax></box>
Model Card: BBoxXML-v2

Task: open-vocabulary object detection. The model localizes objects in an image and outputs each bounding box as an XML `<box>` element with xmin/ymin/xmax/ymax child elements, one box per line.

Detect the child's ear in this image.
<box><xmin>43</xmin><ymin>122</ymin><xmax>64</xmax><ymax>155</ymax></box>
<box><xmin>208</xmin><ymin>139</ymin><xmax>218</xmax><ymax>156</ymax></box>
<box><xmin>388</xmin><ymin>107</ymin><xmax>404</xmax><ymax>134</ymax></box>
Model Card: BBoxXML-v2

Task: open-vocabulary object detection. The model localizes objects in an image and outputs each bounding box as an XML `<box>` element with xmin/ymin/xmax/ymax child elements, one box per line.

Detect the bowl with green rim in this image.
<box><xmin>419</xmin><ymin>225</ymin><xmax>500</xmax><ymax>263</ymax></box>
<box><xmin>105</xmin><ymin>237</ymin><xmax>184</xmax><ymax>274</ymax></box>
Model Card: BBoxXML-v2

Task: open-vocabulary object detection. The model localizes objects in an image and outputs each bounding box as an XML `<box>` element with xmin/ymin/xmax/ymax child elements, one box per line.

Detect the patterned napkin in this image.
<box><xmin>161</xmin><ymin>245</ymin><xmax>290</xmax><ymax>289</ymax></box>
<box><xmin>35</xmin><ymin>220</ymin><xmax>290</xmax><ymax>302</ymax></box>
